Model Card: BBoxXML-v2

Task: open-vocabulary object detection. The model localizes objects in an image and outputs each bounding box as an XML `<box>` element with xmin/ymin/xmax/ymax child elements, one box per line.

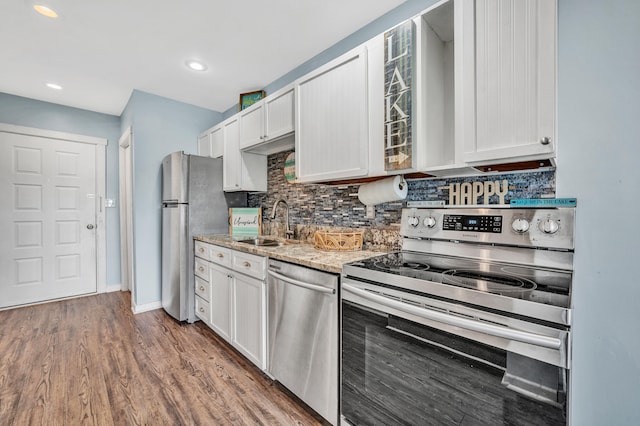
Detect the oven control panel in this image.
<box><xmin>400</xmin><ymin>207</ymin><xmax>575</xmax><ymax>250</ymax></box>
<box><xmin>442</xmin><ymin>214</ymin><xmax>502</xmax><ymax>233</ymax></box>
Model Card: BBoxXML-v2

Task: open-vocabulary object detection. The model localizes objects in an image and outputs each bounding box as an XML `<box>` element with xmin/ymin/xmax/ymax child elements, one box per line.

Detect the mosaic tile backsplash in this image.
<box><xmin>247</xmin><ymin>151</ymin><xmax>556</xmax><ymax>250</ymax></box>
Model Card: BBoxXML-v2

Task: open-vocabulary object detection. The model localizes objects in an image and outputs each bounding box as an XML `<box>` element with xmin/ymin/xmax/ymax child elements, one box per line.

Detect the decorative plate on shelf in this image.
<box><xmin>284</xmin><ymin>152</ymin><xmax>296</xmax><ymax>183</ymax></box>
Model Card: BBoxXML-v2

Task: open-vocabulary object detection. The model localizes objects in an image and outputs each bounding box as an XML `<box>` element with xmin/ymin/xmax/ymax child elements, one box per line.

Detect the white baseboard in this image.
<box><xmin>132</xmin><ymin>300</ymin><xmax>162</xmax><ymax>314</ymax></box>
<box><xmin>106</xmin><ymin>283</ymin><xmax>122</xmax><ymax>293</ymax></box>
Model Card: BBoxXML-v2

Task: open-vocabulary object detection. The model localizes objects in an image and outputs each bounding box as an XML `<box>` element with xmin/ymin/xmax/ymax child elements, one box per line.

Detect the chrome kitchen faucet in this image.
<box><xmin>271</xmin><ymin>199</ymin><xmax>294</xmax><ymax>239</ymax></box>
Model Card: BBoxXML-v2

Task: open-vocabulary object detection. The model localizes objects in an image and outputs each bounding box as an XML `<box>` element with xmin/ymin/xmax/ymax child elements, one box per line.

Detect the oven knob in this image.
<box><xmin>539</xmin><ymin>218</ymin><xmax>560</xmax><ymax>234</ymax></box>
<box><xmin>511</xmin><ymin>218</ymin><xmax>530</xmax><ymax>233</ymax></box>
<box><xmin>423</xmin><ymin>216</ymin><xmax>437</xmax><ymax>228</ymax></box>
<box><xmin>407</xmin><ymin>216</ymin><xmax>420</xmax><ymax>227</ymax></box>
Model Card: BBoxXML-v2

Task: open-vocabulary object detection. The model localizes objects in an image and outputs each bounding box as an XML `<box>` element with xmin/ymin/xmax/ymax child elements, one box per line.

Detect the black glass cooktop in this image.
<box><xmin>347</xmin><ymin>252</ymin><xmax>572</xmax><ymax>308</ymax></box>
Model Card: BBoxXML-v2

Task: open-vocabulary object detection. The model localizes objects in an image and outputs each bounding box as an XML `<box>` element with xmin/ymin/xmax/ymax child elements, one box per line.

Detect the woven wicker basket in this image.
<box><xmin>313</xmin><ymin>231</ymin><xmax>363</xmax><ymax>251</ymax></box>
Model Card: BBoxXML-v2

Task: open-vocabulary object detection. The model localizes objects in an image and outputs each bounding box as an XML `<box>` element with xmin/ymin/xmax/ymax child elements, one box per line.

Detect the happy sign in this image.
<box><xmin>447</xmin><ymin>180</ymin><xmax>509</xmax><ymax>205</ymax></box>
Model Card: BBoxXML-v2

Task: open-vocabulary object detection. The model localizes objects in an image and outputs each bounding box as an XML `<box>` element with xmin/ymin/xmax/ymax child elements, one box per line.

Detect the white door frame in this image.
<box><xmin>118</xmin><ymin>127</ymin><xmax>135</xmax><ymax>305</ymax></box>
<box><xmin>0</xmin><ymin>122</ymin><xmax>107</xmax><ymax>294</ymax></box>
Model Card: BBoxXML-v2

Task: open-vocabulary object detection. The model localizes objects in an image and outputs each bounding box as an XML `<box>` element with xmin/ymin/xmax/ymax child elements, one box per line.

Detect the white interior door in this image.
<box><xmin>0</xmin><ymin>131</ymin><xmax>98</xmax><ymax>308</ymax></box>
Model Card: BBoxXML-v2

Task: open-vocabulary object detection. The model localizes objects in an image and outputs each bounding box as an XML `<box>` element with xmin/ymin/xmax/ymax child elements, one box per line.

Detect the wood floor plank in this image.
<box><xmin>0</xmin><ymin>291</ymin><xmax>323</xmax><ymax>425</ymax></box>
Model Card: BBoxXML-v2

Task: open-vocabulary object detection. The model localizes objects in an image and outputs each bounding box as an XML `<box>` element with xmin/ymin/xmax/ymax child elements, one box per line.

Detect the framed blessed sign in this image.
<box><xmin>384</xmin><ymin>20</ymin><xmax>415</xmax><ymax>171</ymax></box>
<box><xmin>239</xmin><ymin>90</ymin><xmax>265</xmax><ymax>111</ymax></box>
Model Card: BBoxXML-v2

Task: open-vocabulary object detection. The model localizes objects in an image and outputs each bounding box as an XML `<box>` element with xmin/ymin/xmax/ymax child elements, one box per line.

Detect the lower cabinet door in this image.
<box><xmin>210</xmin><ymin>264</ymin><xmax>232</xmax><ymax>341</ymax></box>
<box><xmin>233</xmin><ymin>273</ymin><xmax>266</xmax><ymax>369</ymax></box>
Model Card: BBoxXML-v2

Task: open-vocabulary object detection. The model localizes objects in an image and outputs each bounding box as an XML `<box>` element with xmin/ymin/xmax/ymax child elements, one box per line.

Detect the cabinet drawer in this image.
<box><xmin>194</xmin><ymin>258</ymin><xmax>209</xmax><ymax>280</ymax></box>
<box><xmin>210</xmin><ymin>245</ymin><xmax>232</xmax><ymax>268</ymax></box>
<box><xmin>194</xmin><ymin>240</ymin><xmax>210</xmax><ymax>260</ymax></box>
<box><xmin>232</xmin><ymin>251</ymin><xmax>266</xmax><ymax>280</ymax></box>
<box><xmin>195</xmin><ymin>295</ymin><xmax>210</xmax><ymax>323</ymax></box>
<box><xmin>195</xmin><ymin>276</ymin><xmax>211</xmax><ymax>302</ymax></box>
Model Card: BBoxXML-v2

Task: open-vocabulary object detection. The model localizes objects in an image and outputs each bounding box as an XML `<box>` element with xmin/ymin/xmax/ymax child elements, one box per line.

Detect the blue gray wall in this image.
<box><xmin>120</xmin><ymin>90</ymin><xmax>220</xmax><ymax>306</ymax></box>
<box><xmin>223</xmin><ymin>0</ymin><xmax>441</xmax><ymax>118</ymax></box>
<box><xmin>557</xmin><ymin>0</ymin><xmax>640</xmax><ymax>424</ymax></box>
<box><xmin>0</xmin><ymin>92</ymin><xmax>122</xmax><ymax>286</ymax></box>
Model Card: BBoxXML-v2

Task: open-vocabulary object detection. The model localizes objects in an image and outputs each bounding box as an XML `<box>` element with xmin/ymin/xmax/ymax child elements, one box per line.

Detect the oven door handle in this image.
<box><xmin>342</xmin><ymin>284</ymin><xmax>562</xmax><ymax>350</ymax></box>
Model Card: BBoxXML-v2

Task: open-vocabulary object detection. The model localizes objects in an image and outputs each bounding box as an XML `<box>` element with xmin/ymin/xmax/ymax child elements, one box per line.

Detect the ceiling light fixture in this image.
<box><xmin>185</xmin><ymin>60</ymin><xmax>207</xmax><ymax>72</ymax></box>
<box><xmin>33</xmin><ymin>4</ymin><xmax>59</xmax><ymax>18</ymax></box>
<box><xmin>46</xmin><ymin>83</ymin><xmax>62</xmax><ymax>90</ymax></box>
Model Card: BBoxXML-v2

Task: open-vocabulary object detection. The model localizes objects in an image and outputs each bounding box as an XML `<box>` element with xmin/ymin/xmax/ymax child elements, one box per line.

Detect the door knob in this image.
<box><xmin>87</xmin><ymin>224</ymin><xmax>95</xmax><ymax>230</ymax></box>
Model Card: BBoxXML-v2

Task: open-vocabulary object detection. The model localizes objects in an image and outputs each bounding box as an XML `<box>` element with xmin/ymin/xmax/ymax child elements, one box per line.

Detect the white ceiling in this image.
<box><xmin>0</xmin><ymin>0</ymin><xmax>405</xmax><ymax>116</ymax></box>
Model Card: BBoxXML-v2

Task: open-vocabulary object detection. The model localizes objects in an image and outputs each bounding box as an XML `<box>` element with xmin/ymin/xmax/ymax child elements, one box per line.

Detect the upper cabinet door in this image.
<box><xmin>238</xmin><ymin>85</ymin><xmax>295</xmax><ymax>154</ymax></box>
<box><xmin>295</xmin><ymin>46</ymin><xmax>369</xmax><ymax>183</ymax></box>
<box><xmin>197</xmin><ymin>132</ymin><xmax>212</xmax><ymax>157</ymax></box>
<box><xmin>239</xmin><ymin>102</ymin><xmax>265</xmax><ymax>150</ymax></box>
<box><xmin>264</xmin><ymin>86</ymin><xmax>295</xmax><ymax>142</ymax></box>
<box><xmin>223</xmin><ymin>117</ymin><xmax>242</xmax><ymax>191</ymax></box>
<box><xmin>460</xmin><ymin>0</ymin><xmax>556</xmax><ymax>165</ymax></box>
<box><xmin>210</xmin><ymin>125</ymin><xmax>224</xmax><ymax>158</ymax></box>
<box><xmin>223</xmin><ymin>116</ymin><xmax>268</xmax><ymax>192</ymax></box>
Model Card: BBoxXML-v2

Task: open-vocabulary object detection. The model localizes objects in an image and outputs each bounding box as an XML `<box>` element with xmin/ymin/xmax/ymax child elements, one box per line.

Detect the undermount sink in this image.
<box><xmin>237</xmin><ymin>237</ymin><xmax>284</xmax><ymax>247</ymax></box>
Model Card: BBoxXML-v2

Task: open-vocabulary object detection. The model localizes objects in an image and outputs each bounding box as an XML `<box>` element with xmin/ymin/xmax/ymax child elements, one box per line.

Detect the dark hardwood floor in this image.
<box><xmin>0</xmin><ymin>291</ymin><xmax>323</xmax><ymax>425</ymax></box>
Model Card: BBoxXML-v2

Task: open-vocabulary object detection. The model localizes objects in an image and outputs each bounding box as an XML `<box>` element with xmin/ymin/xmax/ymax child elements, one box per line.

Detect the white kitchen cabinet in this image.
<box><xmin>193</xmin><ymin>241</ymin><xmax>267</xmax><ymax>370</ymax></box>
<box><xmin>209</xmin><ymin>263</ymin><xmax>232</xmax><ymax>341</ymax></box>
<box><xmin>210</xmin><ymin>126</ymin><xmax>224</xmax><ymax>158</ymax></box>
<box><xmin>222</xmin><ymin>116</ymin><xmax>267</xmax><ymax>192</ymax></box>
<box><xmin>232</xmin><ymin>272</ymin><xmax>265</xmax><ymax>368</ymax></box>
<box><xmin>458</xmin><ymin>0</ymin><xmax>557</xmax><ymax>165</ymax></box>
<box><xmin>367</xmin><ymin>1</ymin><xmax>466</xmax><ymax>177</ymax></box>
<box><xmin>194</xmin><ymin>295</ymin><xmax>211</xmax><ymax>325</ymax></box>
<box><xmin>197</xmin><ymin>124</ymin><xmax>224</xmax><ymax>158</ymax></box>
<box><xmin>239</xmin><ymin>85</ymin><xmax>295</xmax><ymax>155</ymax></box>
<box><xmin>264</xmin><ymin>86</ymin><xmax>295</xmax><ymax>143</ymax></box>
<box><xmin>238</xmin><ymin>102</ymin><xmax>264</xmax><ymax>150</ymax></box>
<box><xmin>197</xmin><ymin>132</ymin><xmax>212</xmax><ymax>157</ymax></box>
<box><xmin>295</xmin><ymin>45</ymin><xmax>369</xmax><ymax>183</ymax></box>
<box><xmin>194</xmin><ymin>248</ymin><xmax>212</xmax><ymax>326</ymax></box>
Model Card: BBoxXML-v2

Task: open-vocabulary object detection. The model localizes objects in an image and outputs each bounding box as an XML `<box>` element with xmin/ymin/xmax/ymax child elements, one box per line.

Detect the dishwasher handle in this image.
<box><xmin>268</xmin><ymin>269</ymin><xmax>336</xmax><ymax>295</ymax></box>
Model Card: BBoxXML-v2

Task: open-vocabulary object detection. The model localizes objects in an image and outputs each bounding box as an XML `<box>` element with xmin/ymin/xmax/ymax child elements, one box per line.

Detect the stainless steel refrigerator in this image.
<box><xmin>161</xmin><ymin>151</ymin><xmax>246</xmax><ymax>322</ymax></box>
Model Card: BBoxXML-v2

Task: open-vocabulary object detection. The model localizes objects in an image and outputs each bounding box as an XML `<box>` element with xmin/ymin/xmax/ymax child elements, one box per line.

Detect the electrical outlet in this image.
<box><xmin>105</xmin><ymin>198</ymin><xmax>116</xmax><ymax>208</ymax></box>
<box><xmin>365</xmin><ymin>206</ymin><xmax>375</xmax><ymax>219</ymax></box>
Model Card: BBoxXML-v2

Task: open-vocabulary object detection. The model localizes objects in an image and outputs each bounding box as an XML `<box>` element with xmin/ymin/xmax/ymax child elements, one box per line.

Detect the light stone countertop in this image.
<box><xmin>194</xmin><ymin>234</ymin><xmax>389</xmax><ymax>274</ymax></box>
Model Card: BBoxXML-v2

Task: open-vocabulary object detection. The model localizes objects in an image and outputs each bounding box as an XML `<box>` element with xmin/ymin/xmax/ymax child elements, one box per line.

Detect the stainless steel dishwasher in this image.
<box><xmin>267</xmin><ymin>259</ymin><xmax>338</xmax><ymax>425</ymax></box>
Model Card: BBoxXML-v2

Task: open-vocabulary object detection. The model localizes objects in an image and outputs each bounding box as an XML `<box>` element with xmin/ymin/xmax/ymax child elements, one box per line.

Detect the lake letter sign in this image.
<box><xmin>384</xmin><ymin>20</ymin><xmax>414</xmax><ymax>171</ymax></box>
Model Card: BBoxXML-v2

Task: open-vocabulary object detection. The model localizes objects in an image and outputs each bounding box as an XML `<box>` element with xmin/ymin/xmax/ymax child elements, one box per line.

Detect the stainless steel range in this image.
<box><xmin>341</xmin><ymin>207</ymin><xmax>575</xmax><ymax>425</ymax></box>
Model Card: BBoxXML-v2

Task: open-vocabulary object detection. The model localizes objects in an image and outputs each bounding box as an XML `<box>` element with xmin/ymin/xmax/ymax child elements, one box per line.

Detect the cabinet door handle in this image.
<box><xmin>242</xmin><ymin>261</ymin><xmax>251</xmax><ymax>268</ymax></box>
<box><xmin>199</xmin><ymin>307</ymin><xmax>205</xmax><ymax>313</ymax></box>
<box><xmin>198</xmin><ymin>266</ymin><xmax>205</xmax><ymax>272</ymax></box>
<box><xmin>199</xmin><ymin>285</ymin><xmax>205</xmax><ymax>292</ymax></box>
<box><xmin>217</xmin><ymin>253</ymin><xmax>224</xmax><ymax>258</ymax></box>
<box><xmin>540</xmin><ymin>136</ymin><xmax>551</xmax><ymax>145</ymax></box>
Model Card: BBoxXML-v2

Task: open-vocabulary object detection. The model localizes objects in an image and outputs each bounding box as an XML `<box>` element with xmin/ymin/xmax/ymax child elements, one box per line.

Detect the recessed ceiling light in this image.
<box><xmin>33</xmin><ymin>4</ymin><xmax>58</xmax><ymax>18</ymax></box>
<box><xmin>185</xmin><ymin>60</ymin><xmax>207</xmax><ymax>72</ymax></box>
<box><xmin>46</xmin><ymin>83</ymin><xmax>62</xmax><ymax>90</ymax></box>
